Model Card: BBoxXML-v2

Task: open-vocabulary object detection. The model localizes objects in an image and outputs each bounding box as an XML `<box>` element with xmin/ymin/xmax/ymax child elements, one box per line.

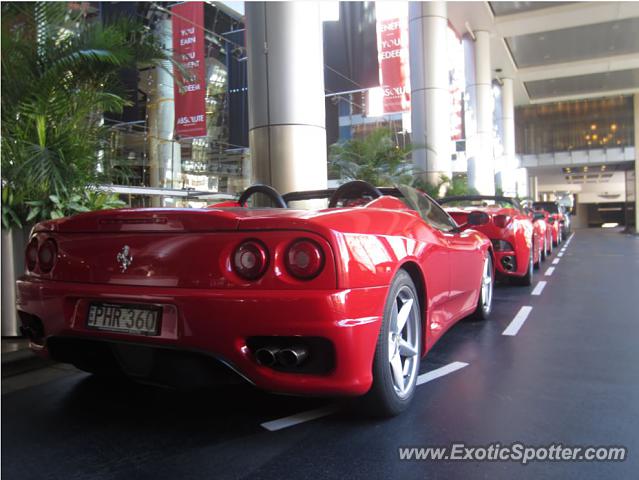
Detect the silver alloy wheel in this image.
<box><xmin>481</xmin><ymin>256</ymin><xmax>493</xmax><ymax>313</ymax></box>
<box><xmin>539</xmin><ymin>239</ymin><xmax>543</xmax><ymax>262</ymax></box>
<box><xmin>529</xmin><ymin>248</ymin><xmax>534</xmax><ymax>273</ymax></box>
<box><xmin>388</xmin><ymin>286</ymin><xmax>420</xmax><ymax>399</ymax></box>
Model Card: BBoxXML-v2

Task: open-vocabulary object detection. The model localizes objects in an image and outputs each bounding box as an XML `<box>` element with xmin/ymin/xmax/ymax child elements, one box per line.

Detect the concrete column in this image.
<box><xmin>634</xmin><ymin>94</ymin><xmax>639</xmax><ymax>232</ymax></box>
<box><xmin>529</xmin><ymin>175</ymin><xmax>539</xmax><ymax>201</ymax></box>
<box><xmin>1</xmin><ymin>228</ymin><xmax>26</xmax><ymax>336</ymax></box>
<box><xmin>500</xmin><ymin>77</ymin><xmax>518</xmax><ymax>196</ymax></box>
<box><xmin>148</xmin><ymin>18</ymin><xmax>181</xmax><ymax>206</ymax></box>
<box><xmin>408</xmin><ymin>1</ymin><xmax>451</xmax><ymax>188</ymax></box>
<box><xmin>245</xmin><ymin>2</ymin><xmax>327</xmax><ymax>194</ymax></box>
<box><xmin>467</xmin><ymin>30</ymin><xmax>495</xmax><ymax>195</ymax></box>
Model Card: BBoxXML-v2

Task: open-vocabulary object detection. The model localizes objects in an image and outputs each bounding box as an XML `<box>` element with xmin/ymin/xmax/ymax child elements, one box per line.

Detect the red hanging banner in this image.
<box><xmin>377</xmin><ymin>18</ymin><xmax>410</xmax><ymax>114</ymax></box>
<box><xmin>172</xmin><ymin>2</ymin><xmax>207</xmax><ymax>138</ymax></box>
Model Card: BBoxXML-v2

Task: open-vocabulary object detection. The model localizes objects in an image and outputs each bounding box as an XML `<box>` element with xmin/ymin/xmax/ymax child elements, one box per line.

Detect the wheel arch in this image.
<box><xmin>398</xmin><ymin>260</ymin><xmax>427</xmax><ymax>354</ymax></box>
<box><xmin>487</xmin><ymin>245</ymin><xmax>496</xmax><ymax>271</ymax></box>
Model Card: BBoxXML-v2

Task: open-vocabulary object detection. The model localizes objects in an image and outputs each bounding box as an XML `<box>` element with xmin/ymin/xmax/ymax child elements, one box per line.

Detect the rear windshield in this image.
<box><xmin>440</xmin><ymin>198</ymin><xmax>519</xmax><ymax>209</ymax></box>
<box><xmin>534</xmin><ymin>202</ymin><xmax>559</xmax><ymax>213</ymax></box>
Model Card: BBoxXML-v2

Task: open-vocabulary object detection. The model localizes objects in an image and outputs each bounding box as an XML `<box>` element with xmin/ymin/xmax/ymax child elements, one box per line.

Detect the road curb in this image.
<box><xmin>2</xmin><ymin>348</ymin><xmax>54</xmax><ymax>378</ymax></box>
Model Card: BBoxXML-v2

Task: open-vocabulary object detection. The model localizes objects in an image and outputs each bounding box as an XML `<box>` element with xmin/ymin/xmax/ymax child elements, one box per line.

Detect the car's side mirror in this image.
<box><xmin>467</xmin><ymin>211</ymin><xmax>490</xmax><ymax>226</ymax></box>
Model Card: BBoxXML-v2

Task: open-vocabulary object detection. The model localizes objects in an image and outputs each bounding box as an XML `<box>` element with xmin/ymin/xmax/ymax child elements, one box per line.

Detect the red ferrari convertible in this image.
<box><xmin>534</xmin><ymin>208</ymin><xmax>561</xmax><ymax>247</ymax></box>
<box><xmin>527</xmin><ymin>208</ymin><xmax>553</xmax><ymax>258</ymax></box>
<box><xmin>16</xmin><ymin>181</ymin><xmax>494</xmax><ymax>416</ymax></box>
<box><xmin>440</xmin><ymin>195</ymin><xmax>541</xmax><ymax>286</ymax></box>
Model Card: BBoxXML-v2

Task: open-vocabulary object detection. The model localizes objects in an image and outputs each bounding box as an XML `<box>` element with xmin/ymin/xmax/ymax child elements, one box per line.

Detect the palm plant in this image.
<box><xmin>1</xmin><ymin>2</ymin><xmax>169</xmax><ymax>228</ymax></box>
<box><xmin>328</xmin><ymin>128</ymin><xmax>413</xmax><ymax>187</ymax></box>
<box><xmin>412</xmin><ymin>174</ymin><xmax>479</xmax><ymax>199</ymax></box>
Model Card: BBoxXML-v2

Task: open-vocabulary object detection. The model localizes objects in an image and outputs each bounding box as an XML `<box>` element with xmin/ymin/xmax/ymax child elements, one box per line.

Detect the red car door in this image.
<box><xmin>411</xmin><ymin>192</ymin><xmax>481</xmax><ymax>331</ymax></box>
<box><xmin>445</xmin><ymin>229</ymin><xmax>485</xmax><ymax>320</ymax></box>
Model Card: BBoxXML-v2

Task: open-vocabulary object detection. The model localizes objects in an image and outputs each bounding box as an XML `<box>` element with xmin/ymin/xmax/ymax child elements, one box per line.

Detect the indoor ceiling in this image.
<box><xmin>562</xmin><ymin>164</ymin><xmax>618</xmax><ymax>184</ymax></box>
<box><xmin>506</xmin><ymin>17</ymin><xmax>639</xmax><ymax>68</ymax></box>
<box><xmin>525</xmin><ymin>68</ymin><xmax>639</xmax><ymax>100</ymax></box>
<box><xmin>489</xmin><ymin>2</ymin><xmax>575</xmax><ymax>17</ymax></box>
<box><xmin>447</xmin><ymin>1</ymin><xmax>639</xmax><ymax>105</ymax></box>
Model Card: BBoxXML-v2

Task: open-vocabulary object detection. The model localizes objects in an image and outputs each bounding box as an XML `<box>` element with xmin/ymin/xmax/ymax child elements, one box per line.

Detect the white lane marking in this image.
<box><xmin>503</xmin><ymin>306</ymin><xmax>533</xmax><ymax>336</ymax></box>
<box><xmin>557</xmin><ymin>252</ymin><xmax>564</xmax><ymax>257</ymax></box>
<box><xmin>261</xmin><ymin>404</ymin><xmax>340</xmax><ymax>431</ymax></box>
<box><xmin>560</xmin><ymin>247</ymin><xmax>567</xmax><ymax>252</ymax></box>
<box><xmin>552</xmin><ymin>258</ymin><xmax>560</xmax><ymax>265</ymax></box>
<box><xmin>531</xmin><ymin>281</ymin><xmax>547</xmax><ymax>296</ymax></box>
<box><xmin>262</xmin><ymin>361</ymin><xmax>471</xmax><ymax>431</ymax></box>
<box><xmin>545</xmin><ymin>266</ymin><xmax>555</xmax><ymax>276</ymax></box>
<box><xmin>417</xmin><ymin>361</ymin><xmax>468</xmax><ymax>386</ymax></box>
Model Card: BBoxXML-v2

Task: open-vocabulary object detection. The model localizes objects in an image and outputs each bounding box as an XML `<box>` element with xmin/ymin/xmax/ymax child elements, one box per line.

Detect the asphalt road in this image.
<box><xmin>3</xmin><ymin>228</ymin><xmax>639</xmax><ymax>479</ymax></box>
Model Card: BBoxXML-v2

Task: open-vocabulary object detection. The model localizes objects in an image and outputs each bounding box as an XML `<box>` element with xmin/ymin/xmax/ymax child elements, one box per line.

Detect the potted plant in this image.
<box><xmin>328</xmin><ymin>127</ymin><xmax>413</xmax><ymax>187</ymax></box>
<box><xmin>1</xmin><ymin>2</ymin><xmax>169</xmax><ymax>335</ymax></box>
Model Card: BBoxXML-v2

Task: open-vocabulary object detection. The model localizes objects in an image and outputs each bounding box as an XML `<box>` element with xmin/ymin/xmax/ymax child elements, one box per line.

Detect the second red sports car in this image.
<box><xmin>534</xmin><ymin>208</ymin><xmax>561</xmax><ymax>247</ymax></box>
<box><xmin>440</xmin><ymin>195</ymin><xmax>541</xmax><ymax>286</ymax></box>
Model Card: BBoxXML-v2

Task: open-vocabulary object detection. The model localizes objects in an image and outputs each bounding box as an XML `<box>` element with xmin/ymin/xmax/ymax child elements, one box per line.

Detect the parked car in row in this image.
<box><xmin>17</xmin><ymin>181</ymin><xmax>496</xmax><ymax>417</ymax></box>
<box><xmin>534</xmin><ymin>201</ymin><xmax>571</xmax><ymax>240</ymax></box>
<box><xmin>439</xmin><ymin>196</ymin><xmax>541</xmax><ymax>286</ymax></box>
<box><xmin>524</xmin><ymin>207</ymin><xmax>553</xmax><ymax>258</ymax></box>
<box><xmin>532</xmin><ymin>207</ymin><xmax>562</xmax><ymax>247</ymax></box>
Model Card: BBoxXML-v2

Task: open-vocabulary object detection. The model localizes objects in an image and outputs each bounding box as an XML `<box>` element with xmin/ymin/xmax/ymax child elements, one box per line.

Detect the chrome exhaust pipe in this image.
<box><xmin>276</xmin><ymin>347</ymin><xmax>308</xmax><ymax>367</ymax></box>
<box><xmin>255</xmin><ymin>347</ymin><xmax>279</xmax><ymax>367</ymax></box>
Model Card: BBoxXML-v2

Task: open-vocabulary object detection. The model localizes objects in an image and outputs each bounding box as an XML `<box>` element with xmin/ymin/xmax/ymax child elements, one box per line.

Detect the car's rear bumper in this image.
<box><xmin>15</xmin><ymin>277</ymin><xmax>388</xmax><ymax>396</ymax></box>
<box><xmin>493</xmin><ymin>250</ymin><xmax>524</xmax><ymax>277</ymax></box>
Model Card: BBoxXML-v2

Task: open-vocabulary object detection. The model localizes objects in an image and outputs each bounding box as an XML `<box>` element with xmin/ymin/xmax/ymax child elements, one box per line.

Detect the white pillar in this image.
<box><xmin>634</xmin><ymin>94</ymin><xmax>639</xmax><ymax>232</ymax></box>
<box><xmin>1</xmin><ymin>229</ymin><xmax>26</xmax><ymax>336</ymax></box>
<box><xmin>245</xmin><ymin>2</ymin><xmax>327</xmax><ymax>194</ymax></box>
<box><xmin>408</xmin><ymin>1</ymin><xmax>451</xmax><ymax>188</ymax></box>
<box><xmin>529</xmin><ymin>175</ymin><xmax>539</xmax><ymax>201</ymax></box>
<box><xmin>467</xmin><ymin>30</ymin><xmax>495</xmax><ymax>195</ymax></box>
<box><xmin>500</xmin><ymin>77</ymin><xmax>518</xmax><ymax>196</ymax></box>
<box><xmin>148</xmin><ymin>18</ymin><xmax>181</xmax><ymax>206</ymax></box>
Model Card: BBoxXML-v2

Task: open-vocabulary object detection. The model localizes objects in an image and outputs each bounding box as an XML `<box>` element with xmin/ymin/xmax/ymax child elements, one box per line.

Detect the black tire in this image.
<box><xmin>534</xmin><ymin>237</ymin><xmax>542</xmax><ymax>269</ymax></box>
<box><xmin>361</xmin><ymin>270</ymin><xmax>422</xmax><ymax>417</ymax></box>
<box><xmin>540</xmin><ymin>236</ymin><xmax>547</xmax><ymax>262</ymax></box>
<box><xmin>547</xmin><ymin>232</ymin><xmax>553</xmax><ymax>255</ymax></box>
<box><xmin>513</xmin><ymin>248</ymin><xmax>533</xmax><ymax>286</ymax></box>
<box><xmin>469</xmin><ymin>254</ymin><xmax>494</xmax><ymax>321</ymax></box>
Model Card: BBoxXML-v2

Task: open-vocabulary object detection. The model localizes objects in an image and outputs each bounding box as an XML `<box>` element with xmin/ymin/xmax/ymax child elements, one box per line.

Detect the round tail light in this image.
<box><xmin>26</xmin><ymin>238</ymin><xmax>39</xmax><ymax>271</ymax></box>
<box><xmin>233</xmin><ymin>240</ymin><xmax>268</xmax><ymax>280</ymax></box>
<box><xmin>38</xmin><ymin>239</ymin><xmax>57</xmax><ymax>273</ymax></box>
<box><xmin>493</xmin><ymin>215</ymin><xmax>512</xmax><ymax>228</ymax></box>
<box><xmin>285</xmin><ymin>239</ymin><xmax>324</xmax><ymax>280</ymax></box>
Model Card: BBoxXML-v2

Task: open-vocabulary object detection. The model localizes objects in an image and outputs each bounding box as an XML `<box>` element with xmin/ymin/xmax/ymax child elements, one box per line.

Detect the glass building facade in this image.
<box><xmin>515</xmin><ymin>95</ymin><xmax>635</xmax><ymax>155</ymax></box>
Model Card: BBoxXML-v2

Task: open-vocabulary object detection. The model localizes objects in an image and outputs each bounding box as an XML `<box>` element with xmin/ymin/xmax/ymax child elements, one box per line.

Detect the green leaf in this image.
<box><xmin>8</xmin><ymin>209</ymin><xmax>23</xmax><ymax>228</ymax></box>
<box><xmin>26</xmin><ymin>207</ymin><xmax>41</xmax><ymax>221</ymax></box>
<box><xmin>68</xmin><ymin>203</ymin><xmax>90</xmax><ymax>212</ymax></box>
<box><xmin>50</xmin><ymin>210</ymin><xmax>64</xmax><ymax>219</ymax></box>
